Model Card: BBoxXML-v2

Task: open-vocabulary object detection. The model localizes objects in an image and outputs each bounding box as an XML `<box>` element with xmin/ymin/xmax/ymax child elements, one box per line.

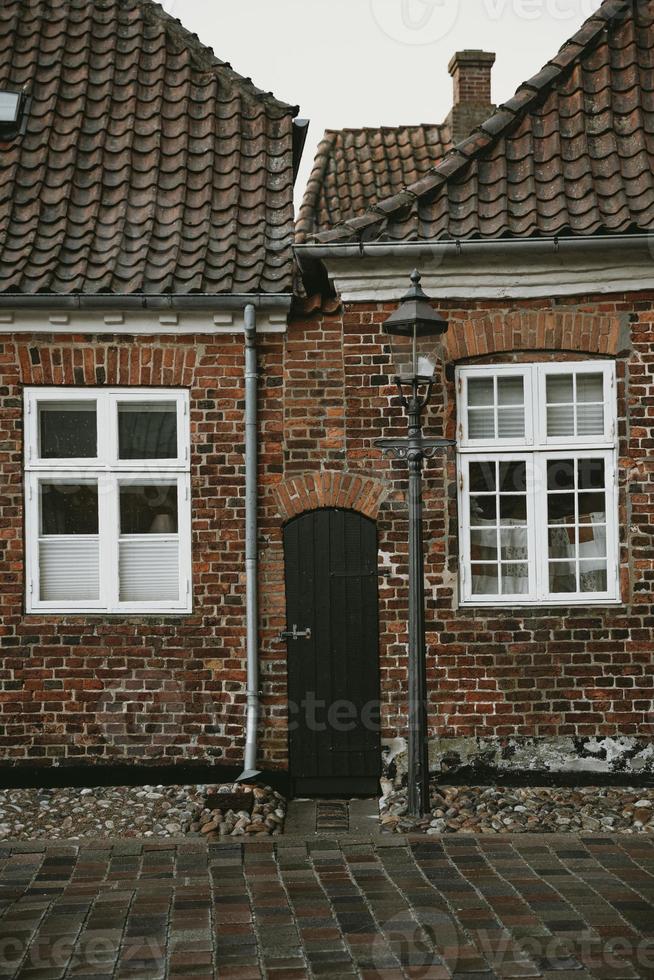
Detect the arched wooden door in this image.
<box><xmin>283</xmin><ymin>508</ymin><xmax>381</xmax><ymax>796</ymax></box>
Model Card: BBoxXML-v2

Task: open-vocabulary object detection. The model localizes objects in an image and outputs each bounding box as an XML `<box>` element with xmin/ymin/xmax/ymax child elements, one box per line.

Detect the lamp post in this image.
<box><xmin>375</xmin><ymin>270</ymin><xmax>454</xmax><ymax>818</ymax></box>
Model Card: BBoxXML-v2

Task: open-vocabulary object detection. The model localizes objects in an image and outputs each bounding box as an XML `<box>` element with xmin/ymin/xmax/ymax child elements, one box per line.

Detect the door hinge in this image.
<box><xmin>459</xmin><ymin>472</ymin><xmax>464</xmax><ymax>492</ymax></box>
<box><xmin>186</xmin><ymin>578</ymin><xmax>190</xmax><ymax>596</ymax></box>
<box><xmin>457</xmin><ymin>377</ymin><xmax>462</xmax><ymax>395</ymax></box>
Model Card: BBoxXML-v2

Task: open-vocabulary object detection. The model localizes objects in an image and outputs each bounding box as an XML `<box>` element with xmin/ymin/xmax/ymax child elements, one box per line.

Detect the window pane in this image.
<box><xmin>500</xmin><ymin>529</ymin><xmax>528</xmax><ymax>561</ymax></box>
<box><xmin>547</xmin><ymin>460</ymin><xmax>574</xmax><ymax>491</ymax></box>
<box><xmin>579</xmin><ymin>524</ymin><xmax>607</xmax><ymax>558</ymax></box>
<box><xmin>549</xmin><ymin>561</ymin><xmax>576</xmax><ymax>594</ymax></box>
<box><xmin>469</xmin><ymin>461</ymin><xmax>496</xmax><ymax>493</ymax></box>
<box><xmin>120</xmin><ymin>484</ymin><xmax>178</xmax><ymax>535</ymax></box>
<box><xmin>548</xmin><ymin>526</ymin><xmax>574</xmax><ymax>560</ymax></box>
<box><xmin>471</xmin><ymin>564</ymin><xmax>499</xmax><ymax>595</ymax></box>
<box><xmin>547</xmin><ymin>405</ymin><xmax>575</xmax><ymax>437</ymax></box>
<box><xmin>118</xmin><ymin>402</ymin><xmax>177</xmax><ymax>459</ymax></box>
<box><xmin>501</xmin><ymin>563</ymin><xmax>529</xmax><ymax>594</ymax></box>
<box><xmin>40</xmin><ymin>538</ymin><xmax>99</xmax><ymax>601</ymax></box>
<box><xmin>471</xmin><ymin>529</ymin><xmax>497</xmax><ymax>562</ymax></box>
<box><xmin>468</xmin><ymin>408</ymin><xmax>495</xmax><ymax>440</ymax></box>
<box><xmin>546</xmin><ymin>375</ymin><xmax>573</xmax><ymax>404</ymax></box>
<box><xmin>578</xmin><ymin>492</ymin><xmax>606</xmax><ymax>525</ymax></box>
<box><xmin>470</xmin><ymin>495</ymin><xmax>496</xmax><ymax>523</ymax></box>
<box><xmin>548</xmin><ymin>493</ymin><xmax>575</xmax><ymax>525</ymax></box>
<box><xmin>41</xmin><ymin>483</ymin><xmax>98</xmax><ymax>535</ymax></box>
<box><xmin>39</xmin><ymin>402</ymin><xmax>97</xmax><ymax>459</ymax></box>
<box><xmin>497</xmin><ymin>376</ymin><xmax>524</xmax><ymax>406</ymax></box>
<box><xmin>578</xmin><ymin>459</ymin><xmax>605</xmax><ymax>490</ymax></box>
<box><xmin>499</xmin><ymin>461</ymin><xmax>526</xmax><ymax>493</ymax></box>
<box><xmin>579</xmin><ymin>561</ymin><xmax>607</xmax><ymax>593</ymax></box>
<box><xmin>497</xmin><ymin>407</ymin><xmax>525</xmax><ymax>439</ymax></box>
<box><xmin>119</xmin><ymin>539</ymin><xmax>180</xmax><ymax>602</ymax></box>
<box><xmin>468</xmin><ymin>378</ymin><xmax>494</xmax><ymax>406</ymax></box>
<box><xmin>577</xmin><ymin>373</ymin><xmax>603</xmax><ymax>402</ymax></box>
<box><xmin>576</xmin><ymin>404</ymin><xmax>604</xmax><ymax>436</ymax></box>
<box><xmin>500</xmin><ymin>495</ymin><xmax>526</xmax><ymax>525</ymax></box>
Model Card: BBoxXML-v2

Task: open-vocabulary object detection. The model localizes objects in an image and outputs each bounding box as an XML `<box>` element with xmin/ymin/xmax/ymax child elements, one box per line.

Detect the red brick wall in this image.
<box><xmin>0</xmin><ymin>331</ymin><xmax>286</xmax><ymax>768</ymax></box>
<box><xmin>0</xmin><ymin>292</ymin><xmax>652</xmax><ymax>771</ymax></box>
<box><xmin>260</xmin><ymin>295</ymin><xmax>652</xmax><ymax>759</ymax></box>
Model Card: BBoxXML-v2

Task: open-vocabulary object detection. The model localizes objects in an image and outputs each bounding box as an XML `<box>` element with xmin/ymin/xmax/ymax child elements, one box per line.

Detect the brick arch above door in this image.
<box><xmin>273</xmin><ymin>472</ymin><xmax>387</xmax><ymax>522</ymax></box>
<box><xmin>444</xmin><ymin>310</ymin><xmax>627</xmax><ymax>362</ymax></box>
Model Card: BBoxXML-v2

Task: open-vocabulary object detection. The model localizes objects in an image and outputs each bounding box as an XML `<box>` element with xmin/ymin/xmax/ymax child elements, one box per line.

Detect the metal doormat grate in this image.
<box><xmin>315</xmin><ymin>801</ymin><xmax>349</xmax><ymax>832</ymax></box>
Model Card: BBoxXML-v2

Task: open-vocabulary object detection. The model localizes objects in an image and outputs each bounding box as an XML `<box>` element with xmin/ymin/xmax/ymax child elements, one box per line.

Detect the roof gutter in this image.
<box><xmin>295</xmin><ymin>233</ymin><xmax>654</xmax><ymax>261</ymax></box>
<box><xmin>0</xmin><ymin>293</ymin><xmax>293</xmax><ymax>311</ymax></box>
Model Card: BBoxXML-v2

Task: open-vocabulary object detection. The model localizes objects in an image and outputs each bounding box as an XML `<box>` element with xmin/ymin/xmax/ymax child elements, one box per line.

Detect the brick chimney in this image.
<box><xmin>445</xmin><ymin>50</ymin><xmax>496</xmax><ymax>145</ymax></box>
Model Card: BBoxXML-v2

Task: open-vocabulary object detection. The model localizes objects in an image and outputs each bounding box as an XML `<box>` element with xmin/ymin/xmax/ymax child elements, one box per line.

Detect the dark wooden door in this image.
<box><xmin>283</xmin><ymin>508</ymin><xmax>381</xmax><ymax>796</ymax></box>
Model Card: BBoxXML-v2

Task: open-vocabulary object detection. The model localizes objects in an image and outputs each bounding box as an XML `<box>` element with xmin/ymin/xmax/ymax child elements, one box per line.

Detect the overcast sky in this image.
<box><xmin>160</xmin><ymin>0</ymin><xmax>603</xmax><ymax>207</ymax></box>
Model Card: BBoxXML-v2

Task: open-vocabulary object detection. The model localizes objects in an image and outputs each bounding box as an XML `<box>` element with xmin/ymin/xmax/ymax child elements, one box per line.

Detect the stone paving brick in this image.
<box><xmin>0</xmin><ymin>836</ymin><xmax>650</xmax><ymax>977</ymax></box>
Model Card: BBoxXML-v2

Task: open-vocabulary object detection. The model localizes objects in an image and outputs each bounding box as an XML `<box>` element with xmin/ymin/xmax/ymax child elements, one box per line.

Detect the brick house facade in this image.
<box><xmin>0</xmin><ymin>0</ymin><xmax>653</xmax><ymax>786</ymax></box>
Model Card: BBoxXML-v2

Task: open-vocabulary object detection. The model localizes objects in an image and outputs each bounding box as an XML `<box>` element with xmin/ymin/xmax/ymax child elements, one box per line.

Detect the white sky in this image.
<box><xmin>160</xmin><ymin>0</ymin><xmax>603</xmax><ymax>207</ymax></box>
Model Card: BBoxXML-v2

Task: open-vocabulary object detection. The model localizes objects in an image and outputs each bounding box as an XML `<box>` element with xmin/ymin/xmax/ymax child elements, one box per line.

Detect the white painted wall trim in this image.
<box><xmin>320</xmin><ymin>244</ymin><xmax>654</xmax><ymax>302</ymax></box>
<box><xmin>0</xmin><ymin>309</ymin><xmax>289</xmax><ymax>335</ymax></box>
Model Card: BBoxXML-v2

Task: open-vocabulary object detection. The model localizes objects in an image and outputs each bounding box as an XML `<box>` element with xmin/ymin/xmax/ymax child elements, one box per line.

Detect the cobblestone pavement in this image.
<box><xmin>0</xmin><ymin>835</ymin><xmax>652</xmax><ymax>979</ymax></box>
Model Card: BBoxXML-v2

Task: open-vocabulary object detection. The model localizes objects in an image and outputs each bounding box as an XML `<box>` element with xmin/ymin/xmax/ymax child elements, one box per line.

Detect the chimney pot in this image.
<box><xmin>448</xmin><ymin>50</ymin><xmax>496</xmax><ymax>107</ymax></box>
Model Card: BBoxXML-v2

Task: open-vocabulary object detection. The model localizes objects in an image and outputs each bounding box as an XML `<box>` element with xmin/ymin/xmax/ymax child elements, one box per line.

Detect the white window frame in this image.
<box><xmin>537</xmin><ymin>361</ymin><xmax>616</xmax><ymax>449</ymax></box>
<box><xmin>457</xmin><ymin>362</ymin><xmax>619</xmax><ymax>607</ymax></box>
<box><xmin>459</xmin><ymin>452</ymin><xmax>538</xmax><ymax>603</ymax></box>
<box><xmin>24</xmin><ymin>387</ymin><xmax>192</xmax><ymax>614</ymax></box>
<box><xmin>459</xmin><ymin>364</ymin><xmax>534</xmax><ymax>449</ymax></box>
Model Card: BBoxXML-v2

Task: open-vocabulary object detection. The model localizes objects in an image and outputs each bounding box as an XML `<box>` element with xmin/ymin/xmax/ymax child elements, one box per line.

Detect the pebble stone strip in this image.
<box><xmin>0</xmin><ymin>783</ymin><xmax>285</xmax><ymax>842</ymax></box>
<box><xmin>0</xmin><ymin>834</ymin><xmax>652</xmax><ymax>977</ymax></box>
<box><xmin>380</xmin><ymin>784</ymin><xmax>654</xmax><ymax>835</ymax></box>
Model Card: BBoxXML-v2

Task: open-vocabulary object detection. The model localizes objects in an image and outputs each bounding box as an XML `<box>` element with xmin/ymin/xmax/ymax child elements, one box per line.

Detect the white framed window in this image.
<box><xmin>457</xmin><ymin>362</ymin><xmax>619</xmax><ymax>606</ymax></box>
<box><xmin>24</xmin><ymin>388</ymin><xmax>192</xmax><ymax>614</ymax></box>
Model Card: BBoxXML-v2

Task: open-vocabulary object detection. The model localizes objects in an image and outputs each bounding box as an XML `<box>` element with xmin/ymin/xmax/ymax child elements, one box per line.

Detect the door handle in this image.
<box><xmin>278</xmin><ymin>624</ymin><xmax>312</xmax><ymax>642</ymax></box>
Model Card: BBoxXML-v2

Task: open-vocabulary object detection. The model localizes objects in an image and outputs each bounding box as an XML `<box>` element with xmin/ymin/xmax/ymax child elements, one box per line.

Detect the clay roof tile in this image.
<box><xmin>0</xmin><ymin>0</ymin><xmax>298</xmax><ymax>295</ymax></box>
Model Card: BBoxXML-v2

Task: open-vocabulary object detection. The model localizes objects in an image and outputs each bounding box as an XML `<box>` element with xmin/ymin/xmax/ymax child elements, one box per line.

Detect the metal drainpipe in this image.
<box><xmin>238</xmin><ymin>303</ymin><xmax>262</xmax><ymax>782</ymax></box>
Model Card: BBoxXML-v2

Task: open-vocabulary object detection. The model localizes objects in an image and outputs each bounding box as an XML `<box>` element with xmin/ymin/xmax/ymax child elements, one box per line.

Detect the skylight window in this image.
<box><xmin>0</xmin><ymin>90</ymin><xmax>26</xmax><ymax>139</ymax></box>
<box><xmin>0</xmin><ymin>92</ymin><xmax>20</xmax><ymax>123</ymax></box>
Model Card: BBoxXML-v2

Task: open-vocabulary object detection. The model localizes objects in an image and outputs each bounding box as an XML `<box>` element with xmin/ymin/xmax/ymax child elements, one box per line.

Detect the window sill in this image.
<box><xmin>457</xmin><ymin>598</ymin><xmax>624</xmax><ymax>611</ymax></box>
<box><xmin>25</xmin><ymin>607</ymin><xmax>193</xmax><ymax>617</ymax></box>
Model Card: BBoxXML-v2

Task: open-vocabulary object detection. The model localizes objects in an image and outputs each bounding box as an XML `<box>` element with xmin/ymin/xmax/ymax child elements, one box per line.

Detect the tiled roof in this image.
<box><xmin>0</xmin><ymin>0</ymin><xmax>299</xmax><ymax>296</ymax></box>
<box><xmin>315</xmin><ymin>0</ymin><xmax>654</xmax><ymax>245</ymax></box>
<box><xmin>296</xmin><ymin>123</ymin><xmax>452</xmax><ymax>242</ymax></box>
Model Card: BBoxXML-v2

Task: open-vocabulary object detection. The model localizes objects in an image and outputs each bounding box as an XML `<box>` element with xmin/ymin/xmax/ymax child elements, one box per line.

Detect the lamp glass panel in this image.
<box><xmin>389</xmin><ymin>330</ymin><xmax>440</xmax><ymax>381</ymax></box>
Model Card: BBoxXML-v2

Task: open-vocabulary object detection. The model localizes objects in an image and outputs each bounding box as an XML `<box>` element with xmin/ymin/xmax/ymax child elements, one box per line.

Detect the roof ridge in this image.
<box><xmin>322</xmin><ymin>122</ymin><xmax>448</xmax><ymax>136</ymax></box>
<box><xmin>133</xmin><ymin>0</ymin><xmax>299</xmax><ymax>116</ymax></box>
<box><xmin>314</xmin><ymin>0</ymin><xmax>633</xmax><ymax>244</ymax></box>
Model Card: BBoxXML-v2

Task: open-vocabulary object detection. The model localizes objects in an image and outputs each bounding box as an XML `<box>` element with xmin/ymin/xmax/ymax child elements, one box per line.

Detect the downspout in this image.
<box><xmin>238</xmin><ymin>303</ymin><xmax>262</xmax><ymax>782</ymax></box>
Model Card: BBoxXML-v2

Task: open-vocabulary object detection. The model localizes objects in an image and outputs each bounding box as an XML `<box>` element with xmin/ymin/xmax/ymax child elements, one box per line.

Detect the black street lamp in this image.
<box><xmin>375</xmin><ymin>270</ymin><xmax>454</xmax><ymax>818</ymax></box>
